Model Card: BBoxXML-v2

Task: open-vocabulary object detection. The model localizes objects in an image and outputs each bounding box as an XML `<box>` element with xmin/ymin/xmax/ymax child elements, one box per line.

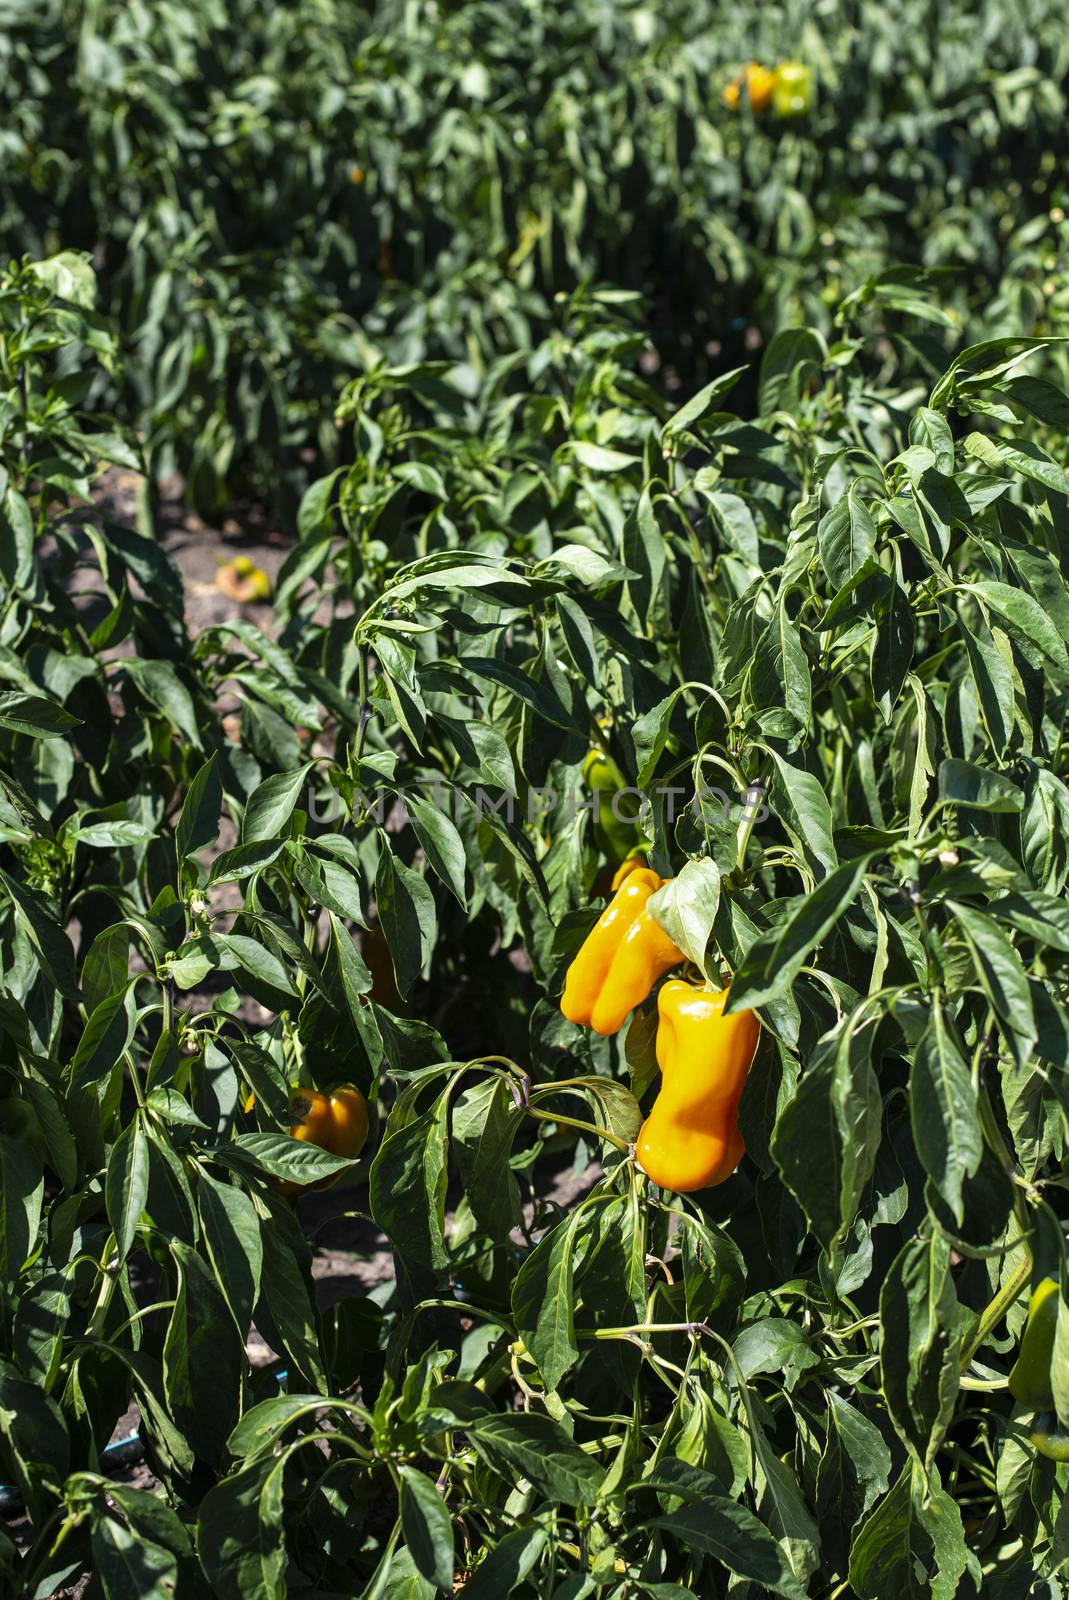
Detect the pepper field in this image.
<box><xmin>2</xmin><ymin>1</ymin><xmax>1069</xmax><ymax>1595</ymax></box>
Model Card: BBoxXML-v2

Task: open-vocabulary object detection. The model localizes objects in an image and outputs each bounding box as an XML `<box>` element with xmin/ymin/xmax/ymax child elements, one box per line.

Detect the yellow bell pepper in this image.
<box><xmin>636</xmin><ymin>980</ymin><xmax>760</xmax><ymax>1192</ymax></box>
<box><xmin>772</xmin><ymin>61</ymin><xmax>813</xmax><ymax>118</ymax></box>
<box><xmin>246</xmin><ymin>1084</ymin><xmax>370</xmax><ymax>1197</ymax></box>
<box><xmin>611</xmin><ymin>854</ymin><xmax>649</xmax><ymax>890</ymax></box>
<box><xmin>561</xmin><ymin>868</ymin><xmax>683</xmax><ymax>1036</ymax></box>
<box><xmin>724</xmin><ymin>63</ymin><xmax>776</xmax><ymax>113</ymax></box>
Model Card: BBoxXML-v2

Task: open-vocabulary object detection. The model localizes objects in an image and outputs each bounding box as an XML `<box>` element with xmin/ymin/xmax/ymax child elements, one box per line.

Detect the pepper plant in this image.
<box><xmin>3</xmin><ymin>255</ymin><xmax>1069</xmax><ymax>1596</ymax></box>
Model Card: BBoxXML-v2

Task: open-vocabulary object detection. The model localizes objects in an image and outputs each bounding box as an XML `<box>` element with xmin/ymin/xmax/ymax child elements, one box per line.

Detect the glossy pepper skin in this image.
<box><xmin>561</xmin><ymin>868</ymin><xmax>683</xmax><ymax>1036</ymax></box>
<box><xmin>636</xmin><ymin>981</ymin><xmax>760</xmax><ymax>1192</ymax></box>
<box><xmin>1030</xmin><ymin>1411</ymin><xmax>1069</xmax><ymax>1461</ymax></box>
<box><xmin>611</xmin><ymin>855</ymin><xmax>648</xmax><ymax>890</ymax></box>
<box><xmin>1009</xmin><ymin>1277</ymin><xmax>1059</xmax><ymax>1410</ymax></box>
<box><xmin>724</xmin><ymin>63</ymin><xmax>776</xmax><ymax>113</ymax></box>
<box><xmin>772</xmin><ymin>62</ymin><xmax>813</xmax><ymax>118</ymax></box>
<box><xmin>279</xmin><ymin>1085</ymin><xmax>369</xmax><ymax>1197</ymax></box>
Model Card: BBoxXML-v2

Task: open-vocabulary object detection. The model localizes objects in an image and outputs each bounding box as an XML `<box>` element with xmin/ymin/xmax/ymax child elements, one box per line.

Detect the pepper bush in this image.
<box><xmin>3</xmin><ymin>256</ymin><xmax>1069</xmax><ymax>1595</ymax></box>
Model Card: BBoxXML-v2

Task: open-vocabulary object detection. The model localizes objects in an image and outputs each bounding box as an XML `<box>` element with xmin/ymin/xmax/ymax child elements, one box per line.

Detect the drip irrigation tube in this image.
<box><xmin>0</xmin><ymin>1368</ymin><xmax>290</xmax><ymax>1515</ymax></box>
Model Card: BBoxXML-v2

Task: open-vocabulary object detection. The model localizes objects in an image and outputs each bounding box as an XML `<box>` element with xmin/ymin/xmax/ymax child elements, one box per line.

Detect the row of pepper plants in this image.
<box><xmin>3</xmin><ymin>254</ymin><xmax>1069</xmax><ymax>1595</ymax></box>
<box><xmin>2</xmin><ymin>0</ymin><xmax>1068</xmax><ymax>509</ymax></box>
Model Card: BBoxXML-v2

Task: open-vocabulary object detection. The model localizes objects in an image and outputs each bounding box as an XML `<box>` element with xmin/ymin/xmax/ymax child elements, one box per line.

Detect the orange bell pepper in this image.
<box><xmin>636</xmin><ymin>980</ymin><xmax>759</xmax><ymax>1191</ymax></box>
<box><xmin>561</xmin><ymin>868</ymin><xmax>683</xmax><ymax>1036</ymax></box>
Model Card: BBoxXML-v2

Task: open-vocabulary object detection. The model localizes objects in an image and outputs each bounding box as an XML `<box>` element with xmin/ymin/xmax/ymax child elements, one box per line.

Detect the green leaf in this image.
<box><xmin>572</xmin><ymin>441</ymin><xmax>636</xmax><ymax>472</ymax></box>
<box><xmin>989</xmin><ymin>891</ymin><xmax>1069</xmax><ymax>954</ymax></box>
<box><xmin>765</xmin><ymin>748</ymin><xmax>837</xmax><ymax>877</ymax></box>
<box><xmin>0</xmin><ymin>1362</ymin><xmax>69</xmax><ymax>1521</ymax></box>
<box><xmin>458</xmin><ymin>656</ymin><xmax>575</xmax><ymax>731</ymax></box>
<box><xmin>879</xmin><ymin>1235</ymin><xmax>960</xmax><ymax>1473</ymax></box>
<box><xmin>163</xmin><ymin>1239</ymin><xmax>243</xmax><ymax>1465</ymax></box>
<box><xmin>218</xmin><ymin>933</ymin><xmax>300</xmax><ymax>996</ymax></box>
<box><xmin>646</xmin><ymin>1491</ymin><xmax>808</xmax><ymax>1599</ymax></box>
<box><xmin>198</xmin><ymin>1169</ymin><xmax>264</xmax><ymax>1338</ymax></box>
<box><xmin>106</xmin><ymin>1118</ymin><xmax>150</xmax><ymax>1264</ymax></box>
<box><xmin>399</xmin><ymin>1467</ymin><xmax>454</xmax><ymax>1591</ymax></box>
<box><xmin>0</xmin><ymin>1135</ymin><xmax>43</xmax><ymax>1289</ymax></box>
<box><xmin>937</xmin><ymin>758</ymin><xmax>1024</xmax><ymax>813</ymax></box>
<box><xmin>732</xmin><ymin>1319</ymin><xmax>821</xmax><ymax>1384</ymax></box>
<box><xmin>818</xmin><ymin>485</ymin><xmax>876</xmax><ymax>590</ymax></box>
<box><xmin>406</xmin><ymin>791</ymin><xmax>468</xmax><ymax>908</ymax></box>
<box><xmin>376</xmin><ymin>845</ymin><xmax>437</xmax><ymax>999</ymax></box>
<box><xmin>223</xmin><ymin>1132</ymin><xmax>355</xmax><ymax>1186</ymax></box>
<box><xmin>0</xmin><ymin>869</ymin><xmax>79</xmax><ymax>1000</ymax></box>
<box><xmin>457</xmin><ymin>1527</ymin><xmax>547</xmax><ymax>1599</ymax></box>
<box><xmin>728</xmin><ymin>856</ymin><xmax>871</xmax><ymax>1011</ymax></box>
<box><xmin>663</xmin><ymin>366</ymin><xmax>747</xmax><ymax>441</ymax></box>
<box><xmin>29</xmin><ymin>249</ymin><xmax>97</xmax><ymax>306</ymax></box>
<box><xmin>69</xmin><ymin>986</ymin><xmax>138</xmax><ymax>1090</ymax></box>
<box><xmin>176</xmin><ymin>752</ymin><xmax>222</xmax><ymax>863</ymax></box>
<box><xmin>453</xmin><ymin>1077</ymin><xmax>523</xmax><ymax>1243</ymax></box>
<box><xmin>242</xmin><ymin>764</ymin><xmax>314</xmax><ymax>844</ymax></box>
<box><xmin>849</xmin><ymin>1465</ymin><xmax>969</xmax><ymax>1600</ymax></box>
<box><xmin>623</xmin><ymin>487</ymin><xmax>668</xmax><ymax>627</ymax></box>
<box><xmin>959</xmin><ymin>627</ymin><xmax>1014</xmax><ymax>757</ymax></box>
<box><xmin>750</xmin><ymin>603</ymin><xmax>812</xmax><ymax>733</ymax></box>
<box><xmin>370</xmin><ymin>1099</ymin><xmax>449</xmax><ymax>1268</ymax></box>
<box><xmin>0</xmin><ymin>691</ymin><xmax>80</xmax><ymax>738</ymax></box>
<box><xmin>963</xmin><ymin>580</ymin><xmax>1069</xmax><ymax>672</ymax></box>
<box><xmin>511</xmin><ymin>1209</ymin><xmax>585</xmax><ymax>1392</ymax></box>
<box><xmin>92</xmin><ymin>1516</ymin><xmax>180</xmax><ymax>1600</ymax></box>
<box><xmin>871</xmin><ymin>580</ymin><xmax>914</xmax><ymax>719</ymax></box>
<box><xmin>124</xmin><ymin>658</ymin><xmax>203</xmax><ymax>747</ymax></box>
<box><xmin>255</xmin><ymin>1220</ymin><xmax>327</xmax><ymax>1392</ymax></box>
<box><xmin>815</xmin><ymin>1392</ymin><xmax>892</xmax><ymax>1572</ymax></box>
<box><xmin>196</xmin><ymin>1457</ymin><xmax>288</xmax><ymax>1599</ymax></box>
<box><xmin>469</xmin><ymin>1412</ymin><xmax>603</xmax><ymax>1506</ymax></box>
<box><xmin>633</xmin><ymin>691</ymin><xmax>681</xmax><ymax>787</ymax></box>
<box><xmin>950</xmin><ymin>901</ymin><xmax>1035</xmax><ymax>1038</ymax></box>
<box><xmin>909</xmin><ymin>1003</ymin><xmax>982</xmax><ymax>1224</ymax></box>
<box><xmin>647</xmin><ymin>858</ymin><xmax>719</xmax><ymax>974</ymax></box>
<box><xmin>81</xmin><ymin>924</ymin><xmax>132</xmax><ymax>1012</ymax></box>
<box><xmin>772</xmin><ymin>1011</ymin><xmax>881</xmax><ymax>1248</ymax></box>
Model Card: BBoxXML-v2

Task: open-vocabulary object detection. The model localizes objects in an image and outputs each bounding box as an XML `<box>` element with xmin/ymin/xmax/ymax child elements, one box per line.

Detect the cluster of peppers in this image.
<box><xmin>1009</xmin><ymin>1277</ymin><xmax>1069</xmax><ymax>1460</ymax></box>
<box><xmin>248</xmin><ymin>1084</ymin><xmax>370</xmax><ymax>1197</ymax></box>
<box><xmin>561</xmin><ymin>857</ymin><xmax>760</xmax><ymax>1193</ymax></box>
<box><xmin>722</xmin><ymin>61</ymin><xmax>813</xmax><ymax>118</ymax></box>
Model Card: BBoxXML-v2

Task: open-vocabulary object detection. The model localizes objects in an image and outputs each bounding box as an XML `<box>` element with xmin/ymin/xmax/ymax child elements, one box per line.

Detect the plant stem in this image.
<box><xmin>959</xmin><ymin>1249</ymin><xmax>1032</xmax><ymax>1375</ymax></box>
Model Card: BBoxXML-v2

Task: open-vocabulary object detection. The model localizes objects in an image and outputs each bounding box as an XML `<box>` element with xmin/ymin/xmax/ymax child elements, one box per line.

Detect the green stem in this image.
<box><xmin>526</xmin><ymin>1104</ymin><xmax>630</xmax><ymax>1154</ymax></box>
<box><xmin>959</xmin><ymin>1249</ymin><xmax>1032</xmax><ymax>1375</ymax></box>
<box><xmin>86</xmin><ymin>1233</ymin><xmax>120</xmax><ymax>1339</ymax></box>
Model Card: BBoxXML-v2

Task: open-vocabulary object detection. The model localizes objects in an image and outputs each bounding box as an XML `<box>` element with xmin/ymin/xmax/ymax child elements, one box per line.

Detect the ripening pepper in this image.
<box><xmin>1030</xmin><ymin>1411</ymin><xmax>1069</xmax><ymax>1461</ymax></box>
<box><xmin>215</xmin><ymin>554</ymin><xmax>271</xmax><ymax>602</ymax></box>
<box><xmin>611</xmin><ymin>854</ymin><xmax>649</xmax><ymax>890</ymax></box>
<box><xmin>723</xmin><ymin>63</ymin><xmax>776</xmax><ymax>113</ymax></box>
<box><xmin>1009</xmin><ymin>1276</ymin><xmax>1059</xmax><ymax>1411</ymax></box>
<box><xmin>636</xmin><ymin>981</ymin><xmax>760</xmax><ymax>1192</ymax></box>
<box><xmin>362</xmin><ymin>920</ymin><xmax>398</xmax><ymax>1006</ymax></box>
<box><xmin>583</xmin><ymin>748</ymin><xmax>645</xmax><ymax>865</ymax></box>
<box><xmin>561</xmin><ymin>868</ymin><xmax>683</xmax><ymax>1036</ymax></box>
<box><xmin>772</xmin><ymin>61</ymin><xmax>813</xmax><ymax>118</ymax></box>
<box><xmin>291</xmin><ymin>1085</ymin><xmax>368</xmax><ymax>1158</ymax></box>
<box><xmin>250</xmin><ymin>1084</ymin><xmax>369</xmax><ymax>1197</ymax></box>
